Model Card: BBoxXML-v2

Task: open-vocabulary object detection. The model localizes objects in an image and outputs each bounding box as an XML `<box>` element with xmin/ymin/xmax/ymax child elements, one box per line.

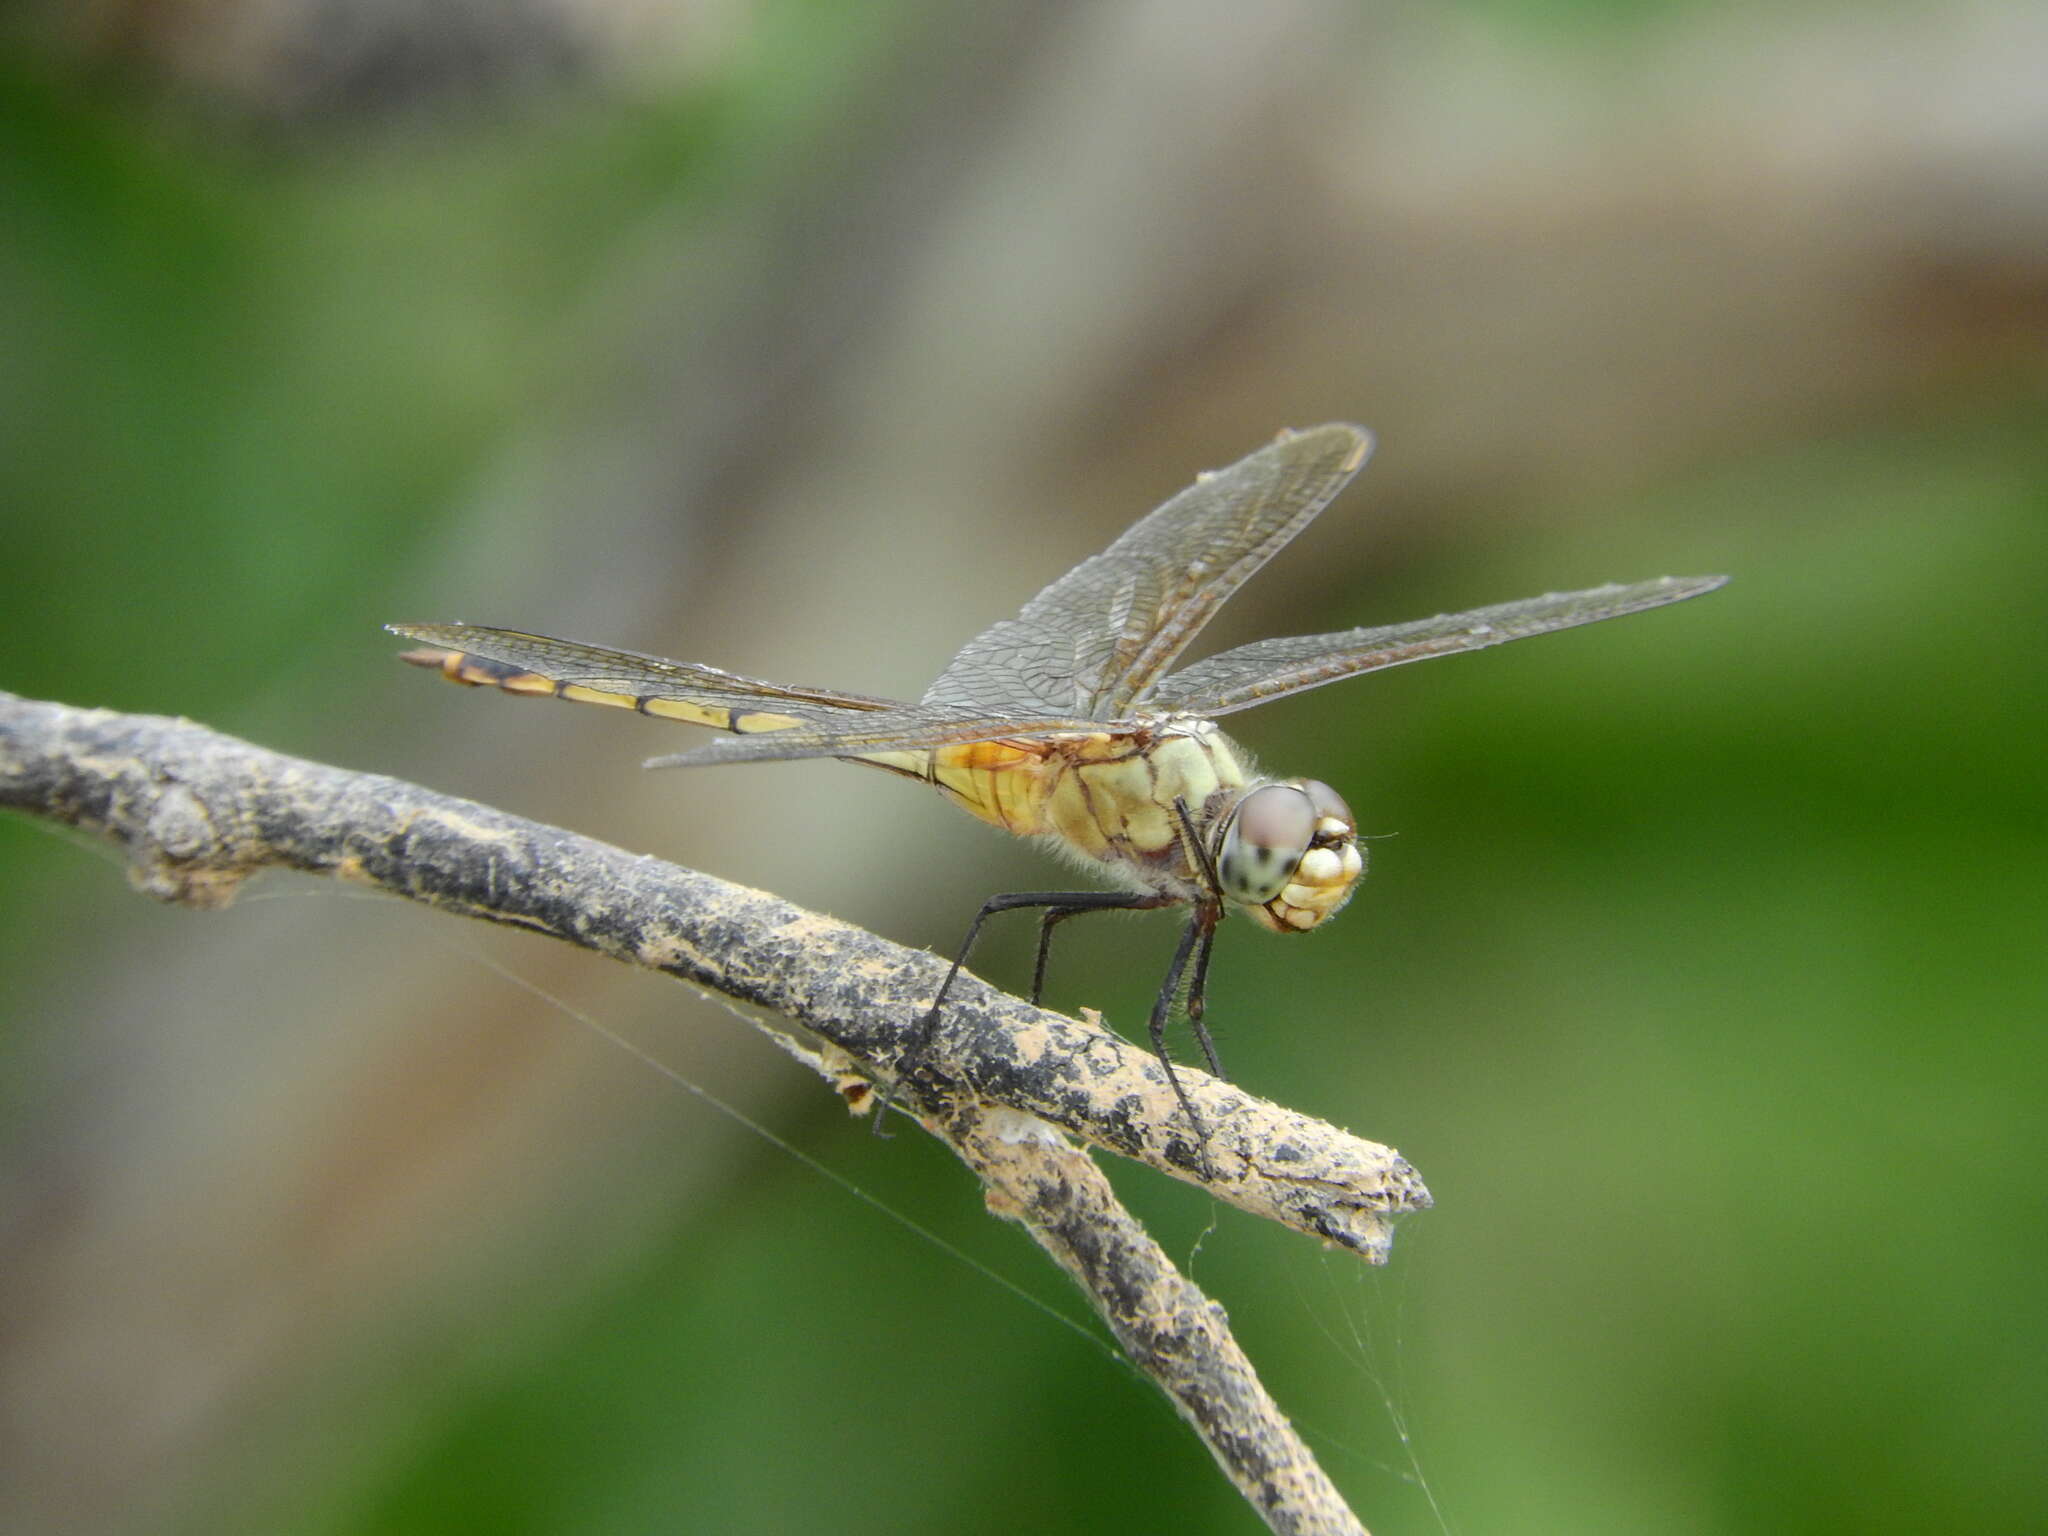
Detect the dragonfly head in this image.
<box><xmin>1213</xmin><ymin>779</ymin><xmax>1364</xmax><ymax>933</ymax></box>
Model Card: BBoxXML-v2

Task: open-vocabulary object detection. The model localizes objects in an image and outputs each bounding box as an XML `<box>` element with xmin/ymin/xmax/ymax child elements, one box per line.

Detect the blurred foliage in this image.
<box><xmin>4</xmin><ymin>3</ymin><xmax>2046</xmax><ymax>1535</ymax></box>
<box><xmin>0</xmin><ymin>3</ymin><xmax>902</xmax><ymax>721</ymax></box>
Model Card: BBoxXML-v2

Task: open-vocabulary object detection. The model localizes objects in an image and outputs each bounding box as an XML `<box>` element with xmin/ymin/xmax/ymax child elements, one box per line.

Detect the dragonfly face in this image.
<box><xmin>1213</xmin><ymin>778</ymin><xmax>1364</xmax><ymax>934</ymax></box>
<box><xmin>391</xmin><ymin>423</ymin><xmax>1725</xmax><ymax>1134</ymax></box>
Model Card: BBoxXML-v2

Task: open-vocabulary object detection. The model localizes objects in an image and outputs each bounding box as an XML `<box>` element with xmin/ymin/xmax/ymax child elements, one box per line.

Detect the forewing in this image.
<box><xmin>921</xmin><ymin>424</ymin><xmax>1373</xmax><ymax>721</ymax></box>
<box><xmin>388</xmin><ymin>623</ymin><xmax>907</xmax><ymax>732</ymax></box>
<box><xmin>1144</xmin><ymin>574</ymin><xmax>1729</xmax><ymax>717</ymax></box>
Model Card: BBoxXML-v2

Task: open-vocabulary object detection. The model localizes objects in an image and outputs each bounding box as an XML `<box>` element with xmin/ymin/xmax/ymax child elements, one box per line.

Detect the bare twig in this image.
<box><xmin>1</xmin><ymin>690</ymin><xmax>1428</xmax><ymax>1536</ymax></box>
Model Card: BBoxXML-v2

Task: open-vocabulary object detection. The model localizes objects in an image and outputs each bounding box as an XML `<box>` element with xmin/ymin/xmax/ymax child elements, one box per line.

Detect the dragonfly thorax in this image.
<box><xmin>1211</xmin><ymin>777</ymin><xmax>1364</xmax><ymax>932</ymax></box>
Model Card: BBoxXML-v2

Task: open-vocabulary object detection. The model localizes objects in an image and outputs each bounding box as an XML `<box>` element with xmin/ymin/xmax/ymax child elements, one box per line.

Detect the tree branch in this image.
<box><xmin>1</xmin><ymin>690</ymin><xmax>1428</xmax><ymax>1536</ymax></box>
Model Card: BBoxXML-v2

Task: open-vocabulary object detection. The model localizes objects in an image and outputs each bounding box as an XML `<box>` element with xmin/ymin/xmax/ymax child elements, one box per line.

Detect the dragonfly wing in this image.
<box><xmin>1144</xmin><ymin>575</ymin><xmax>1729</xmax><ymax>718</ymax></box>
<box><xmin>388</xmin><ymin>623</ymin><xmax>907</xmax><ymax>734</ymax></box>
<box><xmin>921</xmin><ymin>424</ymin><xmax>1373</xmax><ymax>721</ymax></box>
<box><xmin>644</xmin><ymin>709</ymin><xmax>1109</xmax><ymax>768</ymax></box>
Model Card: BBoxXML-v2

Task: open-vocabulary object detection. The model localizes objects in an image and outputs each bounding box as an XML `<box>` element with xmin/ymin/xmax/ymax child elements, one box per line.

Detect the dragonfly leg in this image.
<box><xmin>875</xmin><ymin>889</ymin><xmax>1169</xmax><ymax>1138</ymax></box>
<box><xmin>1167</xmin><ymin>796</ymin><xmax>1226</xmax><ymax>1085</ymax></box>
<box><xmin>1148</xmin><ymin>903</ymin><xmax>1224</xmax><ymax>1150</ymax></box>
<box><xmin>1030</xmin><ymin>898</ymin><xmax>1143</xmax><ymax>1005</ymax></box>
<box><xmin>1181</xmin><ymin>907</ymin><xmax>1223</xmax><ymax>1078</ymax></box>
<box><xmin>919</xmin><ymin>889</ymin><xmax>1168</xmax><ymax>1043</ymax></box>
<box><xmin>1173</xmin><ymin>794</ymin><xmax>1223</xmax><ymax>899</ymax></box>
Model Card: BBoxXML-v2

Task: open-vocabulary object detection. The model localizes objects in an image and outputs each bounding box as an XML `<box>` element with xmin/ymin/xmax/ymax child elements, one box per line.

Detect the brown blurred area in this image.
<box><xmin>2</xmin><ymin>3</ymin><xmax>2044</xmax><ymax>1533</ymax></box>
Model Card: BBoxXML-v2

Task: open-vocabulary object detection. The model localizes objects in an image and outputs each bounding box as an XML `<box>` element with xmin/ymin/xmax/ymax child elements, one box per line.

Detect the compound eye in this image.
<box><xmin>1217</xmin><ymin>784</ymin><xmax>1317</xmax><ymax>904</ymax></box>
<box><xmin>1300</xmin><ymin>779</ymin><xmax>1354</xmax><ymax>836</ymax></box>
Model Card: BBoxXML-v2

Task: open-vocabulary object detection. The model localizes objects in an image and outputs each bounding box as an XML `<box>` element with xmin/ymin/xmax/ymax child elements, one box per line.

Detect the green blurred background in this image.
<box><xmin>3</xmin><ymin>2</ymin><xmax>2044</xmax><ymax>1532</ymax></box>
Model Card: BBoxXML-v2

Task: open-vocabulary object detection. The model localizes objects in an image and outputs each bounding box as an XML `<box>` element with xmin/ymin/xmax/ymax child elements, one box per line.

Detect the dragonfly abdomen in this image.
<box><xmin>857</xmin><ymin>739</ymin><xmax>1068</xmax><ymax>837</ymax></box>
<box><xmin>397</xmin><ymin>646</ymin><xmax>809</xmax><ymax>734</ymax></box>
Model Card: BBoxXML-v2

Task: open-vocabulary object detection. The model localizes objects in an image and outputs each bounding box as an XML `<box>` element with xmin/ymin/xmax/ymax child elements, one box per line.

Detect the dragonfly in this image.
<box><xmin>391</xmin><ymin>424</ymin><xmax>1724</xmax><ymax>1136</ymax></box>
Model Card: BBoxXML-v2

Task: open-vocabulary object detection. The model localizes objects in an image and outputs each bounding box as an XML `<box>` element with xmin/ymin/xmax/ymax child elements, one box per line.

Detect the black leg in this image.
<box><xmin>922</xmin><ymin>888</ymin><xmax>1172</xmax><ymax>1042</ymax></box>
<box><xmin>1182</xmin><ymin>907</ymin><xmax>1223</xmax><ymax>1078</ymax></box>
<box><xmin>874</xmin><ymin>888</ymin><xmax>1169</xmax><ymax>1138</ymax></box>
<box><xmin>1169</xmin><ymin>796</ymin><xmax>1226</xmax><ymax>1094</ymax></box>
<box><xmin>1030</xmin><ymin>902</ymin><xmax>1117</xmax><ymax>1005</ymax></box>
<box><xmin>1174</xmin><ymin>794</ymin><xmax>1223</xmax><ymax>898</ymax></box>
<box><xmin>1147</xmin><ymin>904</ymin><xmax>1222</xmax><ymax>1147</ymax></box>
